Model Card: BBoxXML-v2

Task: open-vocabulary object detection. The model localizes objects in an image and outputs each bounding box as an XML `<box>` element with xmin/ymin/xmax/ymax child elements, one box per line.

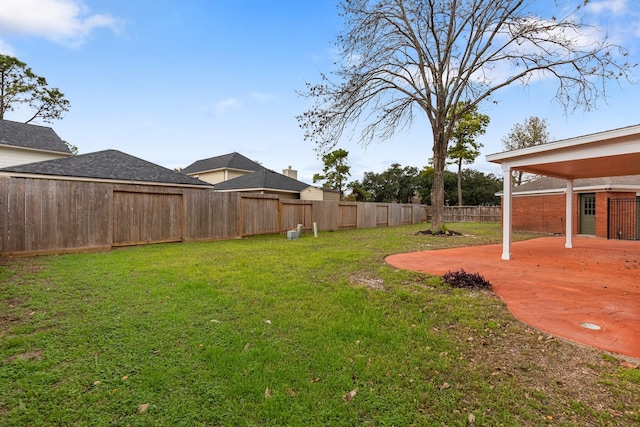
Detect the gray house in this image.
<box><xmin>182</xmin><ymin>152</ymin><xmax>266</xmax><ymax>185</ymax></box>
<box><xmin>183</xmin><ymin>152</ymin><xmax>340</xmax><ymax>201</ymax></box>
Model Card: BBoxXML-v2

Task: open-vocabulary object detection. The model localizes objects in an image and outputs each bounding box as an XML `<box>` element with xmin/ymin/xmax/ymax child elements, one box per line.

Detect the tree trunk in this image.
<box><xmin>457</xmin><ymin>159</ymin><xmax>463</xmax><ymax>207</ymax></box>
<box><xmin>430</xmin><ymin>130</ymin><xmax>448</xmax><ymax>231</ymax></box>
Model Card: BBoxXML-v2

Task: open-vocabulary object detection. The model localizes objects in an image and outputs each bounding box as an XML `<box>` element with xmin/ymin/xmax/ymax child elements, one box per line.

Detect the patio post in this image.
<box><xmin>565</xmin><ymin>179</ymin><xmax>573</xmax><ymax>248</ymax></box>
<box><xmin>501</xmin><ymin>164</ymin><xmax>512</xmax><ymax>260</ymax></box>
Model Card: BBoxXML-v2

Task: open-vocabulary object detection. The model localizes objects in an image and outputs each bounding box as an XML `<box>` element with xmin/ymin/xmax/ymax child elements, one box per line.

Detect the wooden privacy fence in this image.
<box><xmin>427</xmin><ymin>205</ymin><xmax>501</xmax><ymax>223</ymax></box>
<box><xmin>0</xmin><ymin>177</ymin><xmax>439</xmax><ymax>256</ymax></box>
<box><xmin>0</xmin><ymin>177</ymin><xmax>501</xmax><ymax>256</ymax></box>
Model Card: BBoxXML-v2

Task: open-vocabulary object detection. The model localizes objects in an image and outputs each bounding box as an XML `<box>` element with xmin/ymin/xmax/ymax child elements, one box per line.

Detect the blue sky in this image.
<box><xmin>1</xmin><ymin>0</ymin><xmax>639</xmax><ymax>184</ymax></box>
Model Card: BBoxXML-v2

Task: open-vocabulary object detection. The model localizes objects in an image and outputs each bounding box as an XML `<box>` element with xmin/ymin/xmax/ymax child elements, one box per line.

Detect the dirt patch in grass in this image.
<box><xmin>351</xmin><ymin>274</ymin><xmax>386</xmax><ymax>291</ymax></box>
<box><xmin>5</xmin><ymin>350</ymin><xmax>43</xmax><ymax>363</ymax></box>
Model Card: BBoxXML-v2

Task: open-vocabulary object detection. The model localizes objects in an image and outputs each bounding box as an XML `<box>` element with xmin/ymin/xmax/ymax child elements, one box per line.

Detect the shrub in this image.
<box><xmin>442</xmin><ymin>269</ymin><xmax>491</xmax><ymax>289</ymax></box>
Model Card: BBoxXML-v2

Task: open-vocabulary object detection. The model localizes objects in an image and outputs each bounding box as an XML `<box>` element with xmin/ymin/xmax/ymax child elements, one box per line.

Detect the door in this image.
<box><xmin>579</xmin><ymin>193</ymin><xmax>596</xmax><ymax>235</ymax></box>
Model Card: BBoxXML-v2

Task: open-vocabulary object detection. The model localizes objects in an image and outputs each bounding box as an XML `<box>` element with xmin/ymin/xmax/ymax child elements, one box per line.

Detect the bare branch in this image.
<box><xmin>296</xmin><ymin>0</ymin><xmax>635</xmax><ymax>229</ymax></box>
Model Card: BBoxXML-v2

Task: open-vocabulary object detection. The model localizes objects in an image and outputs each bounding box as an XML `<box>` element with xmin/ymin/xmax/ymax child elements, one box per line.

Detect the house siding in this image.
<box><xmin>299</xmin><ymin>186</ymin><xmax>340</xmax><ymax>201</ymax></box>
<box><xmin>0</xmin><ymin>146</ymin><xmax>70</xmax><ymax>168</ymax></box>
<box><xmin>300</xmin><ymin>186</ymin><xmax>324</xmax><ymax>201</ymax></box>
<box><xmin>190</xmin><ymin>169</ymin><xmax>253</xmax><ymax>185</ymax></box>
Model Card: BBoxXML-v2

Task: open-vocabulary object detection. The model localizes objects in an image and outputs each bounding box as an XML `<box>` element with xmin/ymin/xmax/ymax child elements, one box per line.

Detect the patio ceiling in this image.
<box><xmin>485</xmin><ymin>123</ymin><xmax>640</xmax><ymax>260</ymax></box>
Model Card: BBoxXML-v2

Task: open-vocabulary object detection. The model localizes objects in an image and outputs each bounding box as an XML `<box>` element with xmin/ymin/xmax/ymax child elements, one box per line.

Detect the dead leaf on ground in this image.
<box><xmin>243</xmin><ymin>343</ymin><xmax>250</xmax><ymax>352</ymax></box>
<box><xmin>468</xmin><ymin>413</ymin><xmax>475</xmax><ymax>425</ymax></box>
<box><xmin>286</xmin><ymin>388</ymin><xmax>296</xmax><ymax>397</ymax></box>
<box><xmin>264</xmin><ymin>388</ymin><xmax>272</xmax><ymax>399</ymax></box>
<box><xmin>620</xmin><ymin>361</ymin><xmax>638</xmax><ymax>369</ymax></box>
<box><xmin>440</xmin><ymin>382</ymin><xmax>451</xmax><ymax>390</ymax></box>
<box><xmin>138</xmin><ymin>403</ymin><xmax>149</xmax><ymax>413</ymax></box>
<box><xmin>310</xmin><ymin>377</ymin><xmax>321</xmax><ymax>383</ymax></box>
<box><xmin>342</xmin><ymin>389</ymin><xmax>357</xmax><ymax>403</ymax></box>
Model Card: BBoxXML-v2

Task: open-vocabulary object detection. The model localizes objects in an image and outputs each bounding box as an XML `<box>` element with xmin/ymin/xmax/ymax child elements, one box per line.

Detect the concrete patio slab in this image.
<box><xmin>385</xmin><ymin>236</ymin><xmax>640</xmax><ymax>360</ymax></box>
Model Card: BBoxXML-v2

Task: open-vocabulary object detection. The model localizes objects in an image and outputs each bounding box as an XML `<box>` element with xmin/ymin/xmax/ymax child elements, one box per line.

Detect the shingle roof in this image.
<box><xmin>182</xmin><ymin>152</ymin><xmax>265</xmax><ymax>175</ymax></box>
<box><xmin>0</xmin><ymin>119</ymin><xmax>71</xmax><ymax>154</ymax></box>
<box><xmin>213</xmin><ymin>169</ymin><xmax>310</xmax><ymax>192</ymax></box>
<box><xmin>0</xmin><ymin>149</ymin><xmax>211</xmax><ymax>186</ymax></box>
<box><xmin>513</xmin><ymin>175</ymin><xmax>640</xmax><ymax>193</ymax></box>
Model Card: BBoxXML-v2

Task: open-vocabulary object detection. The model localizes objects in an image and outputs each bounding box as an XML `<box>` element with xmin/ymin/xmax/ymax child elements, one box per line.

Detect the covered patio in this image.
<box><xmin>486</xmin><ymin>123</ymin><xmax>640</xmax><ymax>260</ymax></box>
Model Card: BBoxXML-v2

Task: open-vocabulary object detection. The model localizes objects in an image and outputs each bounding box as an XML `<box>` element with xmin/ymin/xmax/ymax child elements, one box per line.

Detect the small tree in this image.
<box><xmin>459</xmin><ymin>169</ymin><xmax>502</xmax><ymax>206</ymax></box>
<box><xmin>417</xmin><ymin>165</ymin><xmax>501</xmax><ymax>205</ymax></box>
<box><xmin>313</xmin><ymin>148</ymin><xmax>351</xmax><ymax>199</ymax></box>
<box><xmin>0</xmin><ymin>54</ymin><xmax>70</xmax><ymax>124</ymax></box>
<box><xmin>345</xmin><ymin>180</ymin><xmax>370</xmax><ymax>201</ymax></box>
<box><xmin>446</xmin><ymin>102</ymin><xmax>490</xmax><ymax>206</ymax></box>
<box><xmin>360</xmin><ymin>163</ymin><xmax>419</xmax><ymax>203</ymax></box>
<box><xmin>501</xmin><ymin>116</ymin><xmax>550</xmax><ymax>185</ymax></box>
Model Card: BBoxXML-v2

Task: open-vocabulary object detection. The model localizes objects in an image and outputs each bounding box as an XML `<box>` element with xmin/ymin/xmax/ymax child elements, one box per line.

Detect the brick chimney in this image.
<box><xmin>282</xmin><ymin>166</ymin><xmax>297</xmax><ymax>180</ymax></box>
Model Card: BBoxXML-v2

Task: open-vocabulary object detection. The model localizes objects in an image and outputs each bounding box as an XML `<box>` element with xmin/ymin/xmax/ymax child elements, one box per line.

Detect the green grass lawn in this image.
<box><xmin>1</xmin><ymin>223</ymin><xmax>638</xmax><ymax>426</ymax></box>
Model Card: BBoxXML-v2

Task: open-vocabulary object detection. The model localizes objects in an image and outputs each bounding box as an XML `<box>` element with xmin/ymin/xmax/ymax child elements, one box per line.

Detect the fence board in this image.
<box><xmin>313</xmin><ymin>200</ymin><xmax>339</xmax><ymax>231</ymax></box>
<box><xmin>0</xmin><ymin>178</ymin><xmax>113</xmax><ymax>255</ymax></box>
<box><xmin>183</xmin><ymin>190</ymin><xmax>239</xmax><ymax>241</ymax></box>
<box><xmin>376</xmin><ymin>205</ymin><xmax>389</xmax><ymax>226</ymax></box>
<box><xmin>339</xmin><ymin>203</ymin><xmax>357</xmax><ymax>229</ymax></box>
<box><xmin>113</xmin><ymin>191</ymin><xmax>183</xmax><ymax>246</ymax></box>
<box><xmin>281</xmin><ymin>200</ymin><xmax>313</xmax><ymax>232</ymax></box>
<box><xmin>240</xmin><ymin>195</ymin><xmax>279</xmax><ymax>236</ymax></box>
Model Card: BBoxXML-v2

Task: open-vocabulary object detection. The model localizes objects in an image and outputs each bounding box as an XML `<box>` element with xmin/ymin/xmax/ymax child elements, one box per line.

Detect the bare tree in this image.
<box><xmin>502</xmin><ymin>116</ymin><xmax>550</xmax><ymax>185</ymax></box>
<box><xmin>297</xmin><ymin>0</ymin><xmax>633</xmax><ymax>230</ymax></box>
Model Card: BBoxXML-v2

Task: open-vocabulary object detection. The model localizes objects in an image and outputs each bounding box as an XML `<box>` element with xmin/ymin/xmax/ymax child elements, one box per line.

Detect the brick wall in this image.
<box><xmin>511</xmin><ymin>193</ymin><xmax>575</xmax><ymax>235</ymax></box>
<box><xmin>508</xmin><ymin>191</ymin><xmax>638</xmax><ymax>238</ymax></box>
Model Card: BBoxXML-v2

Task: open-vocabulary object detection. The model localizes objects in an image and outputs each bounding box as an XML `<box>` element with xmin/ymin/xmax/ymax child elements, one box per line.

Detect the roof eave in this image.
<box><xmin>0</xmin><ymin>144</ymin><xmax>73</xmax><ymax>156</ymax></box>
<box><xmin>0</xmin><ymin>171</ymin><xmax>214</xmax><ymax>189</ymax></box>
<box><xmin>185</xmin><ymin>167</ymin><xmax>257</xmax><ymax>176</ymax></box>
<box><xmin>214</xmin><ymin>187</ymin><xmax>301</xmax><ymax>193</ymax></box>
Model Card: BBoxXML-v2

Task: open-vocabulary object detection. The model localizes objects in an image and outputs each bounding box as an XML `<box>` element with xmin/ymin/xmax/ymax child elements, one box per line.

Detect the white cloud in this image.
<box><xmin>0</xmin><ymin>0</ymin><xmax>121</xmax><ymax>47</ymax></box>
<box><xmin>250</xmin><ymin>92</ymin><xmax>275</xmax><ymax>102</ymax></box>
<box><xmin>585</xmin><ymin>0</ymin><xmax>628</xmax><ymax>14</ymax></box>
<box><xmin>214</xmin><ymin>98</ymin><xmax>241</xmax><ymax>114</ymax></box>
<box><xmin>0</xmin><ymin>39</ymin><xmax>15</xmax><ymax>56</ymax></box>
